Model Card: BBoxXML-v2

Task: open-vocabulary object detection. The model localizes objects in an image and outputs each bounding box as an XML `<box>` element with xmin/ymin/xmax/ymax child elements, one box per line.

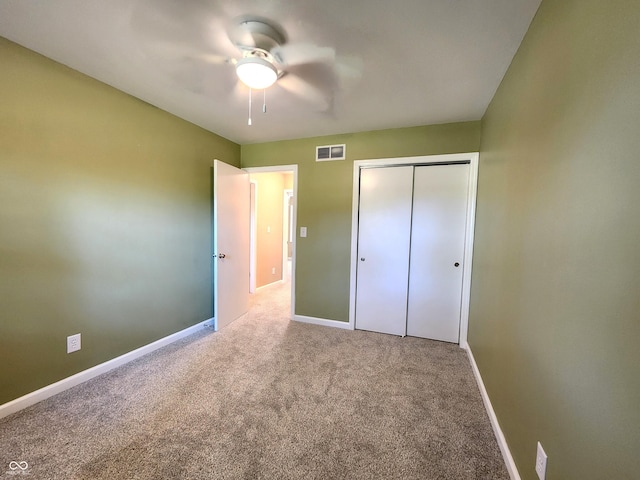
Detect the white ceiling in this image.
<box><xmin>0</xmin><ymin>0</ymin><xmax>542</xmax><ymax>145</ymax></box>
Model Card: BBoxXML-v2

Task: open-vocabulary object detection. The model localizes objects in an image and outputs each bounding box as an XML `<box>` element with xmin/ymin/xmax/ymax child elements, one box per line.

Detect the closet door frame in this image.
<box><xmin>348</xmin><ymin>152</ymin><xmax>479</xmax><ymax>348</ymax></box>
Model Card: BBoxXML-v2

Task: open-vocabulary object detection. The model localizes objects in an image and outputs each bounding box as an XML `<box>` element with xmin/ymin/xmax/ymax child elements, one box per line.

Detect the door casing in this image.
<box><xmin>349</xmin><ymin>153</ymin><xmax>479</xmax><ymax>348</ymax></box>
<box><xmin>283</xmin><ymin>189</ymin><xmax>294</xmax><ymax>281</ymax></box>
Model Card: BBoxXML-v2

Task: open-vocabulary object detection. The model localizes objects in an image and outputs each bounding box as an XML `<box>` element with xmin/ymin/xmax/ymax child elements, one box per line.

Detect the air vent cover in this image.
<box><xmin>316</xmin><ymin>144</ymin><xmax>346</xmax><ymax>161</ymax></box>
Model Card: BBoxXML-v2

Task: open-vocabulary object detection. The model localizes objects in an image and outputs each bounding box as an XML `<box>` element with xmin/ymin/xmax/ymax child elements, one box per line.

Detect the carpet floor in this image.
<box><xmin>0</xmin><ymin>281</ymin><xmax>509</xmax><ymax>479</ymax></box>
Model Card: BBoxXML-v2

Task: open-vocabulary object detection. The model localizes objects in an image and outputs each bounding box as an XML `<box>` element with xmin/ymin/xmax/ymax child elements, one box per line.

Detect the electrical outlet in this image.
<box><xmin>272</xmin><ymin>267</ymin><xmax>276</xmax><ymax>275</ymax></box>
<box><xmin>67</xmin><ymin>333</ymin><xmax>81</xmax><ymax>353</ymax></box>
<box><xmin>535</xmin><ymin>442</ymin><xmax>547</xmax><ymax>480</ymax></box>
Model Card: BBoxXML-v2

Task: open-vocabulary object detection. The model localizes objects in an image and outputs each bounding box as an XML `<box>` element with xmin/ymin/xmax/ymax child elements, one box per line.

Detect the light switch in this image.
<box><xmin>300</xmin><ymin>227</ymin><xmax>307</xmax><ymax>238</ymax></box>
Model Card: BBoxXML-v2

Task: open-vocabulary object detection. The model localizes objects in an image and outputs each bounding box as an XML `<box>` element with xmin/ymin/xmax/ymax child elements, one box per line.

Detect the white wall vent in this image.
<box><xmin>316</xmin><ymin>144</ymin><xmax>346</xmax><ymax>161</ymax></box>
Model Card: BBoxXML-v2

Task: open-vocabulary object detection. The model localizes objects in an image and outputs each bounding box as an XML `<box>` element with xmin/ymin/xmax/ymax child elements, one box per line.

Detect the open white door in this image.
<box><xmin>213</xmin><ymin>160</ymin><xmax>250</xmax><ymax>330</ymax></box>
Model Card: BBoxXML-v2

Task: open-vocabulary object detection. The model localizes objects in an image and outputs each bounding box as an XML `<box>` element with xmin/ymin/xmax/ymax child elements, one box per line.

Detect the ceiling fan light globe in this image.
<box><xmin>236</xmin><ymin>57</ymin><xmax>277</xmax><ymax>89</ymax></box>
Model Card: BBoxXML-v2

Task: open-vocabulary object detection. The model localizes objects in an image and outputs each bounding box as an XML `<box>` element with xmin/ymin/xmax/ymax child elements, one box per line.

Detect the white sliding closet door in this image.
<box><xmin>355</xmin><ymin>166</ymin><xmax>413</xmax><ymax>336</ymax></box>
<box><xmin>406</xmin><ymin>164</ymin><xmax>469</xmax><ymax>342</ymax></box>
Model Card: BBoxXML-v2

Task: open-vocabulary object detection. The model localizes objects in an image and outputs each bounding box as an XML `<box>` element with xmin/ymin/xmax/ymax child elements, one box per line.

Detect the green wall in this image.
<box><xmin>242</xmin><ymin>122</ymin><xmax>481</xmax><ymax>321</ymax></box>
<box><xmin>0</xmin><ymin>38</ymin><xmax>240</xmax><ymax>405</ymax></box>
<box><xmin>469</xmin><ymin>0</ymin><xmax>640</xmax><ymax>478</ymax></box>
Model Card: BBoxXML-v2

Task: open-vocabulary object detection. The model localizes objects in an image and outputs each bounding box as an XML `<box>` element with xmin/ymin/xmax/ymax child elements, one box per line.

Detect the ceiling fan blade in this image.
<box><xmin>193</xmin><ymin>53</ymin><xmax>236</xmax><ymax>65</ymax></box>
<box><xmin>277</xmin><ymin>73</ymin><xmax>331</xmax><ymax>111</ymax></box>
<box><xmin>163</xmin><ymin>57</ymin><xmax>237</xmax><ymax>97</ymax></box>
<box><xmin>131</xmin><ymin>0</ymin><xmax>238</xmax><ymax>65</ymax></box>
<box><xmin>334</xmin><ymin>56</ymin><xmax>364</xmax><ymax>90</ymax></box>
<box><xmin>271</xmin><ymin>43</ymin><xmax>336</xmax><ymax>67</ymax></box>
<box><xmin>141</xmin><ymin>40</ymin><xmax>232</xmax><ymax>65</ymax></box>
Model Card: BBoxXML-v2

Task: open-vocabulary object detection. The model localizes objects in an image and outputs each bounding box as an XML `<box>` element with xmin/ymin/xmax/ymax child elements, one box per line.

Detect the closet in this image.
<box><xmin>354</xmin><ymin>161</ymin><xmax>471</xmax><ymax>343</ymax></box>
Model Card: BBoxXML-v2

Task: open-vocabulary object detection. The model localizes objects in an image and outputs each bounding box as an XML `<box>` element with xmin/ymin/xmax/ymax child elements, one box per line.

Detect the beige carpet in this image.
<box><xmin>0</xmin><ymin>281</ymin><xmax>508</xmax><ymax>479</ymax></box>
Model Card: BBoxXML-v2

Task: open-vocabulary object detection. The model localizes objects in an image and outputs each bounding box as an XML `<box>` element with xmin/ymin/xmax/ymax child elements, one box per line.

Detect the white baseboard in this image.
<box><xmin>255</xmin><ymin>279</ymin><xmax>285</xmax><ymax>292</ymax></box>
<box><xmin>0</xmin><ymin>318</ymin><xmax>214</xmax><ymax>420</ymax></box>
<box><xmin>464</xmin><ymin>345</ymin><xmax>521</xmax><ymax>480</ymax></box>
<box><xmin>293</xmin><ymin>315</ymin><xmax>353</xmax><ymax>330</ymax></box>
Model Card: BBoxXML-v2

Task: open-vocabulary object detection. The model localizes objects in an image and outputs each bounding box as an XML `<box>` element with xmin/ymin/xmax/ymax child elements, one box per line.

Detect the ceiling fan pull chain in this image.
<box><xmin>263</xmin><ymin>89</ymin><xmax>267</xmax><ymax>114</ymax></box>
<box><xmin>248</xmin><ymin>87</ymin><xmax>253</xmax><ymax>126</ymax></box>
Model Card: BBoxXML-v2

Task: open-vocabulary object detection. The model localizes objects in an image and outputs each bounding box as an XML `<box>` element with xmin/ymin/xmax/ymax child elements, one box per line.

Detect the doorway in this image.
<box><xmin>245</xmin><ymin>165</ymin><xmax>298</xmax><ymax>319</ymax></box>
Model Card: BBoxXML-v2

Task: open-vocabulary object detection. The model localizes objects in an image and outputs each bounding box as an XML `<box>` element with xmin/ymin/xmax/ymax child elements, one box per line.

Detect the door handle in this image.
<box><xmin>218</xmin><ymin>253</ymin><xmax>226</xmax><ymax>259</ymax></box>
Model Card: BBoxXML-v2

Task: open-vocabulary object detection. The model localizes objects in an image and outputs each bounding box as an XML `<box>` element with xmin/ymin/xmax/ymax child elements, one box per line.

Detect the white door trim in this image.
<box><xmin>249</xmin><ymin>180</ymin><xmax>258</xmax><ymax>294</ymax></box>
<box><xmin>348</xmin><ymin>152</ymin><xmax>479</xmax><ymax>347</ymax></box>
<box><xmin>283</xmin><ymin>189</ymin><xmax>293</xmax><ymax>283</ymax></box>
<box><xmin>244</xmin><ymin>165</ymin><xmax>298</xmax><ymax>320</ymax></box>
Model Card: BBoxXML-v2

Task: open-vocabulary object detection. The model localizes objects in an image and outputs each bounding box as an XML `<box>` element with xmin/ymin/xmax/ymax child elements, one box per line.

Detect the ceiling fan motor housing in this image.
<box><xmin>231</xmin><ymin>19</ymin><xmax>285</xmax><ymax>54</ymax></box>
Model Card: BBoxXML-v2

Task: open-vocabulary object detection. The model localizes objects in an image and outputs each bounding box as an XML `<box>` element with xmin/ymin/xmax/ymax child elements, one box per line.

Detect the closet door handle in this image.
<box><xmin>454</xmin><ymin>262</ymin><xmax>460</xmax><ymax>267</ymax></box>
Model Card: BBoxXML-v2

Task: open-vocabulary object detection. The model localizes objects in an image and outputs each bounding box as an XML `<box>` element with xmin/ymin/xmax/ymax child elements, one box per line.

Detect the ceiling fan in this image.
<box><xmin>132</xmin><ymin>8</ymin><xmax>361</xmax><ymax>120</ymax></box>
<box><xmin>218</xmin><ymin>16</ymin><xmax>347</xmax><ymax>122</ymax></box>
<box><xmin>226</xmin><ymin>17</ymin><xmax>337</xmax><ymax>90</ymax></box>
